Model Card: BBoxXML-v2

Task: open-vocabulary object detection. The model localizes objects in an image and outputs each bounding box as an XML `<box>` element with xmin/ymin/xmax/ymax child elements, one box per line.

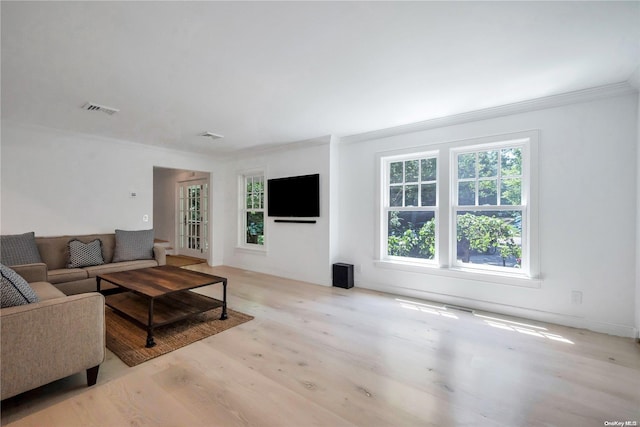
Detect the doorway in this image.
<box><xmin>177</xmin><ymin>179</ymin><xmax>209</xmax><ymax>257</ymax></box>
<box><xmin>153</xmin><ymin>167</ymin><xmax>211</xmax><ymax>261</ymax></box>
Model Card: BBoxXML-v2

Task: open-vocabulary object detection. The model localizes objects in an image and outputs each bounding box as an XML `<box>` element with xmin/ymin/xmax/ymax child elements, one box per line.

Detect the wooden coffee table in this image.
<box><xmin>96</xmin><ymin>265</ymin><xmax>227</xmax><ymax>348</ymax></box>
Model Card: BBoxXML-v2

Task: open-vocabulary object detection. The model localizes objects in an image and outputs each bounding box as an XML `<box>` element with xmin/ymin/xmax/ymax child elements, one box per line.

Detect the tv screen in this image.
<box><xmin>267</xmin><ymin>174</ymin><xmax>320</xmax><ymax>217</ymax></box>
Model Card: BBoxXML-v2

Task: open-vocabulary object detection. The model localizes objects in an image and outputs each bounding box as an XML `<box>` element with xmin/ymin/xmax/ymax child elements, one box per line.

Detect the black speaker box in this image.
<box><xmin>332</xmin><ymin>263</ymin><xmax>354</xmax><ymax>289</ymax></box>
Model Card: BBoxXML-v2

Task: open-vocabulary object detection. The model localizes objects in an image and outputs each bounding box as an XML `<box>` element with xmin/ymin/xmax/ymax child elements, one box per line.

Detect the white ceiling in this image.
<box><xmin>2</xmin><ymin>1</ymin><xmax>639</xmax><ymax>154</ymax></box>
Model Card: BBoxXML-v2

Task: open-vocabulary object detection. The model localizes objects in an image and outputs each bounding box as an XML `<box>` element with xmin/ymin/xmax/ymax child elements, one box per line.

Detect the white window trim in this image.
<box><xmin>380</xmin><ymin>150</ymin><xmax>439</xmax><ymax>265</ymax></box>
<box><xmin>237</xmin><ymin>170</ymin><xmax>267</xmax><ymax>252</ymax></box>
<box><xmin>376</xmin><ymin>130</ymin><xmax>540</xmax><ymax>287</ymax></box>
<box><xmin>450</xmin><ymin>139</ymin><xmax>529</xmax><ymax>274</ymax></box>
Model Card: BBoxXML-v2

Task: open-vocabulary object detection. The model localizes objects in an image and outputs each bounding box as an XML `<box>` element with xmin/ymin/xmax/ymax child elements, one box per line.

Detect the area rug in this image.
<box><xmin>106</xmin><ymin>307</ymin><xmax>253</xmax><ymax>367</ymax></box>
<box><xmin>166</xmin><ymin>255</ymin><xmax>208</xmax><ymax>267</ymax></box>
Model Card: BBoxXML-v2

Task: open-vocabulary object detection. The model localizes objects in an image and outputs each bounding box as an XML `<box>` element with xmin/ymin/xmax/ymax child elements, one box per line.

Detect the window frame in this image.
<box><xmin>238</xmin><ymin>171</ymin><xmax>266</xmax><ymax>251</ymax></box>
<box><xmin>381</xmin><ymin>150</ymin><xmax>439</xmax><ymax>265</ymax></box>
<box><xmin>376</xmin><ymin>131</ymin><xmax>539</xmax><ymax>286</ymax></box>
<box><xmin>450</xmin><ymin>140</ymin><xmax>530</xmax><ymax>274</ymax></box>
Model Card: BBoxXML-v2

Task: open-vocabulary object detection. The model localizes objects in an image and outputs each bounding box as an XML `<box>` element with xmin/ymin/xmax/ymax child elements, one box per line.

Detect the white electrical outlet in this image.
<box><xmin>571</xmin><ymin>290</ymin><xmax>583</xmax><ymax>305</ymax></box>
<box><xmin>142</xmin><ymin>214</ymin><xmax>149</xmax><ymax>222</ymax></box>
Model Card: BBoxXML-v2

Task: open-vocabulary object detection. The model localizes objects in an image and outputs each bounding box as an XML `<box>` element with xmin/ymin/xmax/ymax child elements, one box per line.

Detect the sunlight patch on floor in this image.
<box><xmin>396</xmin><ymin>298</ymin><xmax>459</xmax><ymax>319</ymax></box>
<box><xmin>395</xmin><ymin>298</ymin><xmax>574</xmax><ymax>344</ymax></box>
<box><xmin>475</xmin><ymin>314</ymin><xmax>575</xmax><ymax>344</ymax></box>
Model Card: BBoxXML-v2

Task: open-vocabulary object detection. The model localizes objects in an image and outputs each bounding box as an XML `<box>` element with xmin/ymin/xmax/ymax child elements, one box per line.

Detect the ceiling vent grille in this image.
<box><xmin>82</xmin><ymin>102</ymin><xmax>119</xmax><ymax>115</ymax></box>
<box><xmin>200</xmin><ymin>132</ymin><xmax>224</xmax><ymax>140</ymax></box>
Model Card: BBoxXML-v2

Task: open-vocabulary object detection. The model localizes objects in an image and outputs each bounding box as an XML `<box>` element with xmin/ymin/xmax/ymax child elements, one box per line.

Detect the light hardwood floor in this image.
<box><xmin>2</xmin><ymin>265</ymin><xmax>639</xmax><ymax>426</ymax></box>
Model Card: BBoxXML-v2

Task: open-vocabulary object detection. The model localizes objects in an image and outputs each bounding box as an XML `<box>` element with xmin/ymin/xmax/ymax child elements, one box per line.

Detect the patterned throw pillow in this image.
<box><xmin>112</xmin><ymin>229</ymin><xmax>154</xmax><ymax>262</ymax></box>
<box><xmin>67</xmin><ymin>239</ymin><xmax>105</xmax><ymax>268</ymax></box>
<box><xmin>0</xmin><ymin>263</ymin><xmax>39</xmax><ymax>308</ymax></box>
<box><xmin>0</xmin><ymin>232</ymin><xmax>42</xmax><ymax>266</ymax></box>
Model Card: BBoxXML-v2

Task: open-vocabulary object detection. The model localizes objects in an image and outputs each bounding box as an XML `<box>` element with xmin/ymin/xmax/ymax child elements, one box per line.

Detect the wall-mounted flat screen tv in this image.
<box><xmin>267</xmin><ymin>174</ymin><xmax>320</xmax><ymax>217</ymax></box>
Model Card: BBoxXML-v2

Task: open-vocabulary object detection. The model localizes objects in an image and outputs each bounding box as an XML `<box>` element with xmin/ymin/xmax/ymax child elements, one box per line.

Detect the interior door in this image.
<box><xmin>177</xmin><ymin>179</ymin><xmax>209</xmax><ymax>258</ymax></box>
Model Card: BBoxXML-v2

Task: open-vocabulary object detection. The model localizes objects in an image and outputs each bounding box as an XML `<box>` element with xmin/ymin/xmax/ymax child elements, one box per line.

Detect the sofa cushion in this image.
<box><xmin>0</xmin><ymin>232</ymin><xmax>43</xmax><ymax>266</ymax></box>
<box><xmin>48</xmin><ymin>268</ymin><xmax>89</xmax><ymax>284</ymax></box>
<box><xmin>30</xmin><ymin>281</ymin><xmax>66</xmax><ymax>301</ymax></box>
<box><xmin>84</xmin><ymin>260</ymin><xmax>159</xmax><ymax>278</ymax></box>
<box><xmin>34</xmin><ymin>236</ymin><xmax>74</xmax><ymax>270</ymax></box>
<box><xmin>36</xmin><ymin>234</ymin><xmax>116</xmax><ymax>270</ymax></box>
<box><xmin>113</xmin><ymin>229</ymin><xmax>154</xmax><ymax>262</ymax></box>
<box><xmin>68</xmin><ymin>239</ymin><xmax>105</xmax><ymax>268</ymax></box>
<box><xmin>0</xmin><ymin>263</ymin><xmax>39</xmax><ymax>308</ymax></box>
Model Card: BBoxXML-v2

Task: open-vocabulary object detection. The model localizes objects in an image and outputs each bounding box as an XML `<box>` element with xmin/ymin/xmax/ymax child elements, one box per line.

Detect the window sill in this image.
<box><xmin>375</xmin><ymin>259</ymin><xmax>541</xmax><ymax>288</ymax></box>
<box><xmin>235</xmin><ymin>246</ymin><xmax>267</xmax><ymax>255</ymax></box>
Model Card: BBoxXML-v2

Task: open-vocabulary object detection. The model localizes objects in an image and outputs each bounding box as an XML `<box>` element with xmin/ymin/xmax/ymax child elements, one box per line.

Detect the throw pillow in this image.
<box><xmin>0</xmin><ymin>263</ymin><xmax>39</xmax><ymax>308</ymax></box>
<box><xmin>0</xmin><ymin>232</ymin><xmax>42</xmax><ymax>266</ymax></box>
<box><xmin>112</xmin><ymin>229</ymin><xmax>154</xmax><ymax>262</ymax></box>
<box><xmin>67</xmin><ymin>239</ymin><xmax>105</xmax><ymax>268</ymax></box>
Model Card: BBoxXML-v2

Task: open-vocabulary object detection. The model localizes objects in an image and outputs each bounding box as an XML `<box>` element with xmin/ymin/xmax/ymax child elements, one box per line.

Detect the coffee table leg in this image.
<box><xmin>146</xmin><ymin>299</ymin><xmax>156</xmax><ymax>348</ymax></box>
<box><xmin>220</xmin><ymin>279</ymin><xmax>228</xmax><ymax>320</ymax></box>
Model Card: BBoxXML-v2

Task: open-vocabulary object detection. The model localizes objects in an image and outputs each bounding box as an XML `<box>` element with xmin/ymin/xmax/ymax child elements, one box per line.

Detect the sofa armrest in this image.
<box><xmin>10</xmin><ymin>262</ymin><xmax>48</xmax><ymax>283</ymax></box>
<box><xmin>0</xmin><ymin>293</ymin><xmax>105</xmax><ymax>400</ymax></box>
<box><xmin>153</xmin><ymin>244</ymin><xmax>166</xmax><ymax>266</ymax></box>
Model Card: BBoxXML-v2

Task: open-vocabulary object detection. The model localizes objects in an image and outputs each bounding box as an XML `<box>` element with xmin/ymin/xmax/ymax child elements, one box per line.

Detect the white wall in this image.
<box><xmin>153</xmin><ymin>167</ymin><xmax>178</xmax><ymax>243</ymax></box>
<box><xmin>329</xmin><ymin>135</ymin><xmax>341</xmax><ymax>265</ymax></box>
<box><xmin>633</xmin><ymin>68</ymin><xmax>640</xmax><ymax>340</ymax></box>
<box><xmin>337</xmin><ymin>93</ymin><xmax>638</xmax><ymax>337</ymax></box>
<box><xmin>223</xmin><ymin>140</ymin><xmax>332</xmax><ymax>285</ymax></box>
<box><xmin>153</xmin><ymin>167</ymin><xmax>210</xmax><ymax>250</ymax></box>
<box><xmin>1</xmin><ymin>122</ymin><xmax>225</xmax><ymax>265</ymax></box>
<box><xmin>637</xmin><ymin>90</ymin><xmax>640</xmax><ymax>340</ymax></box>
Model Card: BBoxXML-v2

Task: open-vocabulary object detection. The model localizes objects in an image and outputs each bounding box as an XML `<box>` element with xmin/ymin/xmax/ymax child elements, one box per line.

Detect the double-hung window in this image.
<box><xmin>452</xmin><ymin>142</ymin><xmax>527</xmax><ymax>272</ymax></box>
<box><xmin>382</xmin><ymin>152</ymin><xmax>438</xmax><ymax>262</ymax></box>
<box><xmin>379</xmin><ymin>132</ymin><xmax>537</xmax><ymax>280</ymax></box>
<box><xmin>241</xmin><ymin>174</ymin><xmax>265</xmax><ymax>247</ymax></box>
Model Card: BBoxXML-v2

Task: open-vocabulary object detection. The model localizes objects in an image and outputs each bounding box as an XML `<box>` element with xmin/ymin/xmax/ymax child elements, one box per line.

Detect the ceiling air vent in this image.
<box><xmin>200</xmin><ymin>131</ymin><xmax>224</xmax><ymax>140</ymax></box>
<box><xmin>81</xmin><ymin>102</ymin><xmax>119</xmax><ymax>115</ymax></box>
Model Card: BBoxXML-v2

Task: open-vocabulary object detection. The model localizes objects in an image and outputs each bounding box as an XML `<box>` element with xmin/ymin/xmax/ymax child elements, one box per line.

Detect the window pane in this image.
<box><xmin>246</xmin><ymin>177</ymin><xmax>253</xmax><ymax>193</ymax></box>
<box><xmin>501</xmin><ymin>178</ymin><xmax>521</xmax><ymax>205</ymax></box>
<box><xmin>251</xmin><ymin>194</ymin><xmax>262</xmax><ymax>209</ymax></box>
<box><xmin>458</xmin><ymin>182</ymin><xmax>475</xmax><ymax>205</ymax></box>
<box><xmin>254</xmin><ymin>178</ymin><xmax>264</xmax><ymax>192</ymax></box>
<box><xmin>390</xmin><ymin>186</ymin><xmax>403</xmax><ymax>207</ymax></box>
<box><xmin>458</xmin><ymin>153</ymin><xmax>476</xmax><ymax>179</ymax></box>
<box><xmin>421</xmin><ymin>183</ymin><xmax>436</xmax><ymax>206</ymax></box>
<box><xmin>405</xmin><ymin>160</ymin><xmax>419</xmax><ymax>182</ymax></box>
<box><xmin>246</xmin><ymin>212</ymin><xmax>264</xmax><ymax>245</ymax></box>
<box><xmin>478</xmin><ymin>180</ymin><xmax>497</xmax><ymax>205</ymax></box>
<box><xmin>405</xmin><ymin>185</ymin><xmax>418</xmax><ymax>206</ymax></box>
<box><xmin>501</xmin><ymin>148</ymin><xmax>522</xmax><ymax>176</ymax></box>
<box><xmin>388</xmin><ymin>211</ymin><xmax>436</xmax><ymax>259</ymax></box>
<box><xmin>246</xmin><ymin>195</ymin><xmax>252</xmax><ymax>209</ymax></box>
<box><xmin>456</xmin><ymin>211</ymin><xmax>522</xmax><ymax>268</ymax></box>
<box><xmin>478</xmin><ymin>151</ymin><xmax>498</xmax><ymax>177</ymax></box>
<box><xmin>390</xmin><ymin>162</ymin><xmax>403</xmax><ymax>184</ymax></box>
<box><xmin>421</xmin><ymin>158</ymin><xmax>437</xmax><ymax>181</ymax></box>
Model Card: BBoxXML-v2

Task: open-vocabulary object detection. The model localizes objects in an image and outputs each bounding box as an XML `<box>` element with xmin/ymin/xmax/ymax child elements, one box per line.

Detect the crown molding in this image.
<box><xmin>341</xmin><ymin>81</ymin><xmax>638</xmax><ymax>145</ymax></box>
<box><xmin>1</xmin><ymin>119</ymin><xmax>225</xmax><ymax>162</ymax></box>
<box><xmin>231</xmin><ymin>134</ymin><xmax>331</xmax><ymax>159</ymax></box>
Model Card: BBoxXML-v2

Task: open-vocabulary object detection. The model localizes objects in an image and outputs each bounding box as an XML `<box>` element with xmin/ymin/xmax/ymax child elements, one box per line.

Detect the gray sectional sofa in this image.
<box><xmin>1</xmin><ymin>263</ymin><xmax>105</xmax><ymax>400</ymax></box>
<box><xmin>31</xmin><ymin>233</ymin><xmax>166</xmax><ymax>295</ymax></box>
<box><xmin>0</xmin><ymin>230</ymin><xmax>167</xmax><ymax>400</ymax></box>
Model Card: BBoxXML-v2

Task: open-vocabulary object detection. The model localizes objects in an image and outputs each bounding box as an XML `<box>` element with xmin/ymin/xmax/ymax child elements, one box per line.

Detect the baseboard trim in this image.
<box><xmin>358</xmin><ymin>281</ymin><xmax>637</xmax><ymax>338</ymax></box>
